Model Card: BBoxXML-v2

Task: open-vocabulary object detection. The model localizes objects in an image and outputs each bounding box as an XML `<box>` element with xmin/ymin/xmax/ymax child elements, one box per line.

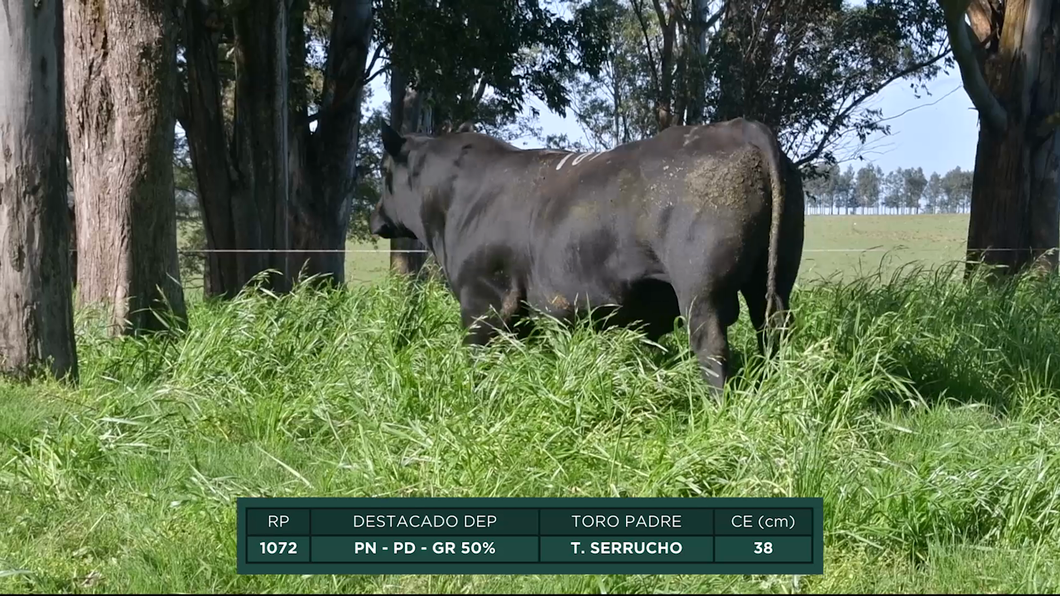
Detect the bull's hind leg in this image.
<box><xmin>458</xmin><ymin>280</ymin><xmax>526</xmax><ymax>346</ymax></box>
<box><xmin>742</xmin><ymin>258</ymin><xmax>794</xmax><ymax>360</ymax></box>
<box><xmin>741</xmin><ymin>261</ymin><xmax>771</xmax><ymax>358</ymax></box>
<box><xmin>679</xmin><ymin>289</ymin><xmax>740</xmax><ymax>393</ymax></box>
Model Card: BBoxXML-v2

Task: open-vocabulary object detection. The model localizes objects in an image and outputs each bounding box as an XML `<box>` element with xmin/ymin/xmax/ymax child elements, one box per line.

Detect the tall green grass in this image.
<box><xmin>2</xmin><ymin>264</ymin><xmax>1059</xmax><ymax>593</ymax></box>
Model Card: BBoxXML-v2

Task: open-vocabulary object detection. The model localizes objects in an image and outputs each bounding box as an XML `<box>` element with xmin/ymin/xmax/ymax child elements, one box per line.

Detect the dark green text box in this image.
<box><xmin>246</xmin><ymin>509</ymin><xmax>310</xmax><ymax>536</ymax></box>
<box><xmin>714</xmin><ymin>536</ymin><xmax>812</xmax><ymax>563</ymax></box>
<box><xmin>540</xmin><ymin>510</ymin><xmax>713</xmax><ymax>535</ymax></box>
<box><xmin>714</xmin><ymin>509</ymin><xmax>812</xmax><ymax>535</ymax></box>
<box><xmin>236</xmin><ymin>497</ymin><xmax>825</xmax><ymax>575</ymax></box>
<box><xmin>247</xmin><ymin>537</ymin><xmax>310</xmax><ymax>563</ymax></box>
<box><xmin>541</xmin><ymin>537</ymin><xmax>713</xmax><ymax>562</ymax></box>
<box><xmin>311</xmin><ymin>536</ymin><xmax>539</xmax><ymax>563</ymax></box>
<box><xmin>311</xmin><ymin>509</ymin><xmax>537</xmax><ymax>535</ymax></box>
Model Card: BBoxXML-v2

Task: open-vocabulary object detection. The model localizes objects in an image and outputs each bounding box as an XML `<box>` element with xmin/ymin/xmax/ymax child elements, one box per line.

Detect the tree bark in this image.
<box><xmin>964</xmin><ymin>0</ymin><xmax>1060</xmax><ymax>274</ymax></box>
<box><xmin>180</xmin><ymin>0</ymin><xmax>239</xmax><ymax>298</ymax></box>
<box><xmin>65</xmin><ymin>0</ymin><xmax>187</xmax><ymax>334</ymax></box>
<box><xmin>289</xmin><ymin>0</ymin><xmax>374</xmax><ymax>285</ymax></box>
<box><xmin>685</xmin><ymin>0</ymin><xmax>713</xmax><ymax>125</ymax></box>
<box><xmin>1028</xmin><ymin>1</ymin><xmax>1060</xmax><ymax>271</ymax></box>
<box><xmin>652</xmin><ymin>0</ymin><xmax>678</xmax><ymax>131</ymax></box>
<box><xmin>388</xmin><ymin>68</ymin><xmax>430</xmax><ymax>275</ymax></box>
<box><xmin>181</xmin><ymin>0</ymin><xmax>290</xmax><ymax>298</ymax></box>
<box><xmin>0</xmin><ymin>0</ymin><xmax>78</xmax><ymax>380</ymax></box>
<box><xmin>231</xmin><ymin>0</ymin><xmax>290</xmax><ymax>291</ymax></box>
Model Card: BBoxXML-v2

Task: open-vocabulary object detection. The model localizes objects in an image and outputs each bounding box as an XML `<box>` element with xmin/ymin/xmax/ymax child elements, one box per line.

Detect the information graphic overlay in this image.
<box><xmin>238</xmin><ymin>498</ymin><xmax>822</xmax><ymax>575</ymax></box>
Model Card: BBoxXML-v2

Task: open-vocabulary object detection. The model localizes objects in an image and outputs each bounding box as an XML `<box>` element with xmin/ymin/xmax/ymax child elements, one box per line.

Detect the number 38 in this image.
<box><xmin>753</xmin><ymin>541</ymin><xmax>773</xmax><ymax>554</ymax></box>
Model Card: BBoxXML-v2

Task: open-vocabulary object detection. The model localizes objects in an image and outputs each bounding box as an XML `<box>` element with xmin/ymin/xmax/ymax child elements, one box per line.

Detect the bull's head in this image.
<box><xmin>369</xmin><ymin>122</ymin><xmax>422</xmax><ymax>240</ymax></box>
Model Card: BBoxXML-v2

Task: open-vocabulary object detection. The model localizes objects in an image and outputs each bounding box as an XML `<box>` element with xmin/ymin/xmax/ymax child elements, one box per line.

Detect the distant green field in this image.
<box><xmin>343</xmin><ymin>214</ymin><xmax>973</xmax><ymax>285</ymax></box>
<box><xmin>800</xmin><ymin>214</ymin><xmax>969</xmax><ymax>282</ymax></box>
<box><xmin>178</xmin><ymin>213</ymin><xmax>974</xmax><ymax>290</ymax></box>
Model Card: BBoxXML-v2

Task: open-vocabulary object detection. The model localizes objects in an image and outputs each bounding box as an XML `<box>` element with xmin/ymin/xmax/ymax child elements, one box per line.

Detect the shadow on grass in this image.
<box><xmin>793</xmin><ymin>258</ymin><xmax>1060</xmax><ymax>418</ymax></box>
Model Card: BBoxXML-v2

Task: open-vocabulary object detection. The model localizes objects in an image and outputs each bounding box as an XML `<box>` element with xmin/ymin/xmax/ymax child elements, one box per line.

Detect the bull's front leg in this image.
<box><xmin>458</xmin><ymin>280</ymin><xmax>526</xmax><ymax>346</ymax></box>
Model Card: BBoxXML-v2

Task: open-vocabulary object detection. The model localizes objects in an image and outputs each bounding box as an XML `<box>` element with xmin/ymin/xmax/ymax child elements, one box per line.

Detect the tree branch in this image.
<box><xmin>966</xmin><ymin>0</ymin><xmax>995</xmax><ymax>43</ymax></box>
<box><xmin>630</xmin><ymin>0</ymin><xmax>661</xmax><ymax>97</ymax></box>
<box><xmin>362</xmin><ymin>64</ymin><xmax>387</xmax><ymax>88</ymax></box>
<box><xmin>702</xmin><ymin>5</ymin><xmax>724</xmax><ymax>36</ymax></box>
<box><xmin>940</xmin><ymin>0</ymin><xmax>1007</xmax><ymax>132</ymax></box>
<box><xmin>472</xmin><ymin>76</ymin><xmax>488</xmax><ymax>106</ymax></box>
<box><xmin>307</xmin><ymin>66</ymin><xmax>377</xmax><ymax>127</ymax></box>
<box><xmin>795</xmin><ymin>46</ymin><xmax>954</xmax><ymax>167</ymax></box>
<box><xmin>363</xmin><ymin>43</ymin><xmax>385</xmax><ymax>87</ymax></box>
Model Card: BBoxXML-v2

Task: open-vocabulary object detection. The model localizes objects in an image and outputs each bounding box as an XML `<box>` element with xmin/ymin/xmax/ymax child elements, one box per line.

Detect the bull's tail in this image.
<box><xmin>754</xmin><ymin>122</ymin><xmax>787</xmax><ymax>335</ymax></box>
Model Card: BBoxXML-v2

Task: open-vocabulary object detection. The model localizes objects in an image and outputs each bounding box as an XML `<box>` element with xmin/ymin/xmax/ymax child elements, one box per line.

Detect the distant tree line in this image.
<box><xmin>803</xmin><ymin>164</ymin><xmax>974</xmax><ymax>215</ymax></box>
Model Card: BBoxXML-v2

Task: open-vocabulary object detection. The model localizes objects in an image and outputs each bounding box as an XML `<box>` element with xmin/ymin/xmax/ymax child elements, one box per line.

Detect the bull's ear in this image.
<box><xmin>381</xmin><ymin>121</ymin><xmax>406</xmax><ymax>159</ymax></box>
<box><xmin>456</xmin><ymin>121</ymin><xmax>475</xmax><ymax>133</ymax></box>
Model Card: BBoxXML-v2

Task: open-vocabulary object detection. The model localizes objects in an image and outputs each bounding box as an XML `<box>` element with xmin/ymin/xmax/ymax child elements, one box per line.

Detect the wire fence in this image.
<box><xmin>148</xmin><ymin>245</ymin><xmax>1054</xmax><ymax>292</ymax></box>
<box><xmin>163</xmin><ymin>247</ymin><xmax>1046</xmax><ymax>254</ymax></box>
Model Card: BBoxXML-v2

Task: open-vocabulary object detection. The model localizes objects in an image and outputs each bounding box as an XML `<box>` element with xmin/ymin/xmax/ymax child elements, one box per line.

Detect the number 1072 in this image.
<box><xmin>259</xmin><ymin>541</ymin><xmax>299</xmax><ymax>555</ymax></box>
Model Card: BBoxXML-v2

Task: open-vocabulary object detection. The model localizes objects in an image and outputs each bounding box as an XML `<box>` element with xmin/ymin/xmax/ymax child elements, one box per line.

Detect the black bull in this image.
<box><xmin>369</xmin><ymin>117</ymin><xmax>805</xmax><ymax>391</ymax></box>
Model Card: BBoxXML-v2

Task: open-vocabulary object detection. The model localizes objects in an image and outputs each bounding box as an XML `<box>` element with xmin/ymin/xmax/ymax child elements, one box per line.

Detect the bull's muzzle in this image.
<box><xmin>369</xmin><ymin>206</ymin><xmax>396</xmax><ymax>238</ymax></box>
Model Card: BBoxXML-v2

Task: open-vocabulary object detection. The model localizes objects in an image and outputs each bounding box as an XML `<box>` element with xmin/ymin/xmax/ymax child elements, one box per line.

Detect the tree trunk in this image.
<box><xmin>685</xmin><ymin>0</ymin><xmax>712</xmax><ymax>125</ymax></box>
<box><xmin>181</xmin><ymin>0</ymin><xmax>239</xmax><ymax>298</ymax></box>
<box><xmin>1028</xmin><ymin>2</ymin><xmax>1060</xmax><ymax>272</ymax></box>
<box><xmin>181</xmin><ymin>0</ymin><xmax>290</xmax><ymax>298</ymax></box>
<box><xmin>65</xmin><ymin>0</ymin><xmax>186</xmax><ymax>334</ymax></box>
<box><xmin>966</xmin><ymin>0</ymin><xmax>1060</xmax><ymax>274</ymax></box>
<box><xmin>289</xmin><ymin>0</ymin><xmax>373</xmax><ymax>285</ymax></box>
<box><xmin>231</xmin><ymin>0</ymin><xmax>290</xmax><ymax>291</ymax></box>
<box><xmin>653</xmin><ymin>0</ymin><xmax>677</xmax><ymax>131</ymax></box>
<box><xmin>611</xmin><ymin>56</ymin><xmax>622</xmax><ymax>143</ymax></box>
<box><xmin>388</xmin><ymin>69</ymin><xmax>429</xmax><ymax>275</ymax></box>
<box><xmin>0</xmin><ymin>0</ymin><xmax>78</xmax><ymax>380</ymax></box>
<box><xmin>672</xmin><ymin>40</ymin><xmax>688</xmax><ymax>127</ymax></box>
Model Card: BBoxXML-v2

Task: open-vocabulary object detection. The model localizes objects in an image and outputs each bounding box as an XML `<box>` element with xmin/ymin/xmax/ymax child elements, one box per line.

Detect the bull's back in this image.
<box><xmin>516</xmin><ymin>126</ymin><xmax>774</xmax><ymax>308</ymax></box>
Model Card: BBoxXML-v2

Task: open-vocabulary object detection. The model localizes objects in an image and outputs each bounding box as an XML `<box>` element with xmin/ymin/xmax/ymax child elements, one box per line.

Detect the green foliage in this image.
<box><xmin>924</xmin><ymin>171</ymin><xmax>944</xmax><ymax>214</ymax></box>
<box><xmin>941</xmin><ymin>166</ymin><xmax>973</xmax><ymax>213</ymax></box>
<box><xmin>565</xmin><ymin>0</ymin><xmax>950</xmax><ymax>166</ymax></box>
<box><xmin>806</xmin><ymin>163</ymin><xmax>970</xmax><ymax>214</ymax></box>
<box><xmin>901</xmin><ymin>167</ymin><xmax>928</xmax><ymax>212</ymax></box>
<box><xmin>855</xmin><ymin>164</ymin><xmax>882</xmax><ymax>210</ymax></box>
<box><xmin>803</xmin><ymin>162</ymin><xmax>839</xmax><ymax>210</ymax></box>
<box><xmin>882</xmin><ymin>168</ymin><xmax>904</xmax><ymax>210</ymax></box>
<box><xmin>836</xmin><ymin>165</ymin><xmax>857</xmax><ymax>213</ymax></box>
<box><xmin>3</xmin><ymin>267</ymin><xmax>1060</xmax><ymax>592</ymax></box>
<box><xmin>376</xmin><ymin>0</ymin><xmax>610</xmax><ymax>126</ymax></box>
<box><xmin>348</xmin><ymin>105</ymin><xmax>386</xmax><ymax>242</ymax></box>
<box><xmin>566</xmin><ymin>0</ymin><xmax>660</xmax><ymax>148</ymax></box>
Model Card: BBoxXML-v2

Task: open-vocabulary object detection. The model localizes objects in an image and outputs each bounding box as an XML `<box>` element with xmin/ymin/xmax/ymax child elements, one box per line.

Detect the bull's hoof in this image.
<box><xmin>698</xmin><ymin>361</ymin><xmax>727</xmax><ymax>397</ymax></box>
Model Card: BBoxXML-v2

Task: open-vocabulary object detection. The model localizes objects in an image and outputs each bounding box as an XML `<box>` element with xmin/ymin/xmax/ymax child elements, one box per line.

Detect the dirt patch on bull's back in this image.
<box><xmin>569</xmin><ymin>201</ymin><xmax>599</xmax><ymax>221</ymax></box>
<box><xmin>684</xmin><ymin>147</ymin><xmax>765</xmax><ymax>212</ymax></box>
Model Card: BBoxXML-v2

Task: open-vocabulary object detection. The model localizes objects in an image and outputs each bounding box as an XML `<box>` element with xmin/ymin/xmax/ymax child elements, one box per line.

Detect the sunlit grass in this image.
<box><xmin>2</xmin><ymin>263</ymin><xmax>1059</xmax><ymax>593</ymax></box>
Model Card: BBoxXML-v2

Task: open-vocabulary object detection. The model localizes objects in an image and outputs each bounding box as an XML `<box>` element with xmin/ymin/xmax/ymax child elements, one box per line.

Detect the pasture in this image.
<box><xmin>333</xmin><ymin>214</ymin><xmax>971</xmax><ymax>287</ymax></box>
<box><xmin>2</xmin><ymin>214</ymin><xmax>1060</xmax><ymax>593</ymax></box>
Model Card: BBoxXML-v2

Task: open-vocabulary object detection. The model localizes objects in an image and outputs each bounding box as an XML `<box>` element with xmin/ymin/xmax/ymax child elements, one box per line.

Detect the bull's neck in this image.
<box><xmin>414</xmin><ymin>181</ymin><xmax>449</xmax><ymax>270</ymax></box>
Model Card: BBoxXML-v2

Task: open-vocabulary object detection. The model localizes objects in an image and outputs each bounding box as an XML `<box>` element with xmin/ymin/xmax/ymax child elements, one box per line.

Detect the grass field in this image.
<box><xmin>195</xmin><ymin>214</ymin><xmax>968</xmax><ymax>289</ymax></box>
<box><xmin>3</xmin><ymin>214</ymin><xmax>1060</xmax><ymax>593</ymax></box>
